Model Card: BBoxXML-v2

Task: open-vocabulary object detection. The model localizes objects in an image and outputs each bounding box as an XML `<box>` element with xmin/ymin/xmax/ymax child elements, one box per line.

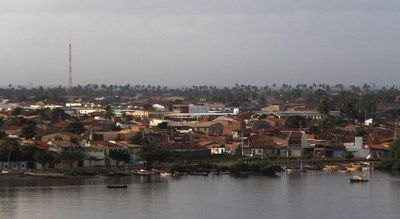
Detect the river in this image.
<box><xmin>0</xmin><ymin>170</ymin><xmax>400</xmax><ymax>219</ymax></box>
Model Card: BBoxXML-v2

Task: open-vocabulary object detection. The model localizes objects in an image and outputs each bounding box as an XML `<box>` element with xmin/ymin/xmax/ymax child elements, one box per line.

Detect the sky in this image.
<box><xmin>1</xmin><ymin>0</ymin><xmax>400</xmax><ymax>87</ymax></box>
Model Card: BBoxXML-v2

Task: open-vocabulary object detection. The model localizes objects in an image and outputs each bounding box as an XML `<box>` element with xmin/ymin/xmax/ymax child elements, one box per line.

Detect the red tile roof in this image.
<box><xmin>33</xmin><ymin>140</ymin><xmax>52</xmax><ymax>149</ymax></box>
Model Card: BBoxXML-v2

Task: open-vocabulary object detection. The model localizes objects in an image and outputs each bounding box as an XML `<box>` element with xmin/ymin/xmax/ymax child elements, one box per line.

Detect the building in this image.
<box><xmin>286</xmin><ymin>131</ymin><xmax>307</xmax><ymax>157</ymax></box>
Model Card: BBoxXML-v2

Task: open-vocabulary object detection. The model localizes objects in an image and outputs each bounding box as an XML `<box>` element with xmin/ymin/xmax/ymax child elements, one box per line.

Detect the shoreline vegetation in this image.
<box><xmin>3</xmin><ymin>156</ymin><xmax>388</xmax><ymax>179</ymax></box>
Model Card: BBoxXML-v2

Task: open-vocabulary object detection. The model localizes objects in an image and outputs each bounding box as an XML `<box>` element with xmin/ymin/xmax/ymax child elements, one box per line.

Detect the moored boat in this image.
<box><xmin>132</xmin><ymin>169</ymin><xmax>152</xmax><ymax>176</ymax></box>
<box><xmin>1</xmin><ymin>170</ymin><xmax>12</xmax><ymax>174</ymax></box>
<box><xmin>160</xmin><ymin>171</ymin><xmax>172</xmax><ymax>176</ymax></box>
<box><xmin>192</xmin><ymin>172</ymin><xmax>208</xmax><ymax>176</ymax></box>
<box><xmin>345</xmin><ymin>163</ymin><xmax>362</xmax><ymax>172</ymax></box>
<box><xmin>350</xmin><ymin>175</ymin><xmax>369</xmax><ymax>183</ymax></box>
<box><xmin>107</xmin><ymin>185</ymin><xmax>128</xmax><ymax>189</ymax></box>
<box><xmin>322</xmin><ymin>165</ymin><xmax>340</xmax><ymax>172</ymax></box>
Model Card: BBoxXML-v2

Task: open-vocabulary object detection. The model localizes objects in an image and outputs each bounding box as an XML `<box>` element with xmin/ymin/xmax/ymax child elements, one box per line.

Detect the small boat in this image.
<box><xmin>160</xmin><ymin>172</ymin><xmax>172</xmax><ymax>176</ymax></box>
<box><xmin>192</xmin><ymin>172</ymin><xmax>208</xmax><ymax>176</ymax></box>
<box><xmin>345</xmin><ymin>163</ymin><xmax>362</xmax><ymax>172</ymax></box>
<box><xmin>1</xmin><ymin>170</ymin><xmax>11</xmax><ymax>174</ymax></box>
<box><xmin>172</xmin><ymin>172</ymin><xmax>184</xmax><ymax>177</ymax></box>
<box><xmin>286</xmin><ymin>163</ymin><xmax>304</xmax><ymax>173</ymax></box>
<box><xmin>350</xmin><ymin>175</ymin><xmax>369</xmax><ymax>183</ymax></box>
<box><xmin>107</xmin><ymin>185</ymin><xmax>128</xmax><ymax>189</ymax></box>
<box><xmin>133</xmin><ymin>169</ymin><xmax>152</xmax><ymax>176</ymax></box>
<box><xmin>286</xmin><ymin>168</ymin><xmax>296</xmax><ymax>173</ymax></box>
<box><xmin>322</xmin><ymin>165</ymin><xmax>340</xmax><ymax>172</ymax></box>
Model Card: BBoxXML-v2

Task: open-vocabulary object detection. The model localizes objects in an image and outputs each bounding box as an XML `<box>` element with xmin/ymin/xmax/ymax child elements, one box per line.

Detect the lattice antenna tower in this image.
<box><xmin>68</xmin><ymin>26</ymin><xmax>73</xmax><ymax>88</ymax></box>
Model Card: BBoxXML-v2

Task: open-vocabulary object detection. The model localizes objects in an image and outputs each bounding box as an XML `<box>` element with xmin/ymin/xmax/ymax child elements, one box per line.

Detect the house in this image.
<box><xmin>30</xmin><ymin>140</ymin><xmax>57</xmax><ymax>169</ymax></box>
<box><xmin>1</xmin><ymin>161</ymin><xmax>28</xmax><ymax>171</ymax></box>
<box><xmin>41</xmin><ymin>133</ymin><xmax>75</xmax><ymax>142</ymax></box>
<box><xmin>261</xmin><ymin>104</ymin><xmax>285</xmax><ymax>112</ymax></box>
<box><xmin>224</xmin><ymin>141</ymin><xmax>240</xmax><ymax>154</ymax></box>
<box><xmin>198</xmin><ymin>140</ymin><xmax>225</xmax><ymax>154</ymax></box>
<box><xmin>1</xmin><ymin>125</ymin><xmax>22</xmax><ymax>138</ymax></box>
<box><xmin>239</xmin><ymin>145</ymin><xmax>282</xmax><ymax>157</ymax></box>
<box><xmin>313</xmin><ymin>144</ymin><xmax>346</xmax><ymax>158</ymax></box>
<box><xmin>343</xmin><ymin>137</ymin><xmax>370</xmax><ymax>158</ymax></box>
<box><xmin>255</xmin><ymin>111</ymin><xmax>340</xmax><ymax>122</ymax></box>
<box><xmin>236</xmin><ymin>133</ymin><xmax>283</xmax><ymax>157</ymax></box>
<box><xmin>168</xmin><ymin>122</ymin><xmax>193</xmax><ymax>133</ymax></box>
<box><xmin>213</xmin><ymin>116</ymin><xmax>243</xmax><ymax>137</ymax></box>
<box><xmin>83</xmin><ymin>140</ymin><xmax>122</xmax><ymax>167</ymax></box>
<box><xmin>191</xmin><ymin>122</ymin><xmax>223</xmax><ymax>135</ymax></box>
<box><xmin>82</xmin><ymin>140</ymin><xmax>138</xmax><ymax>167</ymax></box>
<box><xmin>90</xmin><ymin>130</ymin><xmax>135</xmax><ymax>141</ymax></box>
<box><xmin>325</xmin><ymin>145</ymin><xmax>346</xmax><ymax>158</ymax></box>
<box><xmin>368</xmin><ymin>145</ymin><xmax>390</xmax><ymax>158</ymax></box>
<box><xmin>51</xmin><ymin>120</ymin><xmax>71</xmax><ymax>131</ymax></box>
<box><xmin>286</xmin><ymin>131</ymin><xmax>307</xmax><ymax>157</ymax></box>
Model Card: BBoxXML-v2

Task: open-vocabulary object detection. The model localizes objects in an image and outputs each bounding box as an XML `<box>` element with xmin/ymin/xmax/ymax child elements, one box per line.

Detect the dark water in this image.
<box><xmin>1</xmin><ymin>170</ymin><xmax>400</xmax><ymax>219</ymax></box>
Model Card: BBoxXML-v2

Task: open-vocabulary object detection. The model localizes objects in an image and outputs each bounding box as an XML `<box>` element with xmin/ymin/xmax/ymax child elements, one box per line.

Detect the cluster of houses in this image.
<box><xmin>0</xmin><ymin>95</ymin><xmax>398</xmax><ymax>171</ymax></box>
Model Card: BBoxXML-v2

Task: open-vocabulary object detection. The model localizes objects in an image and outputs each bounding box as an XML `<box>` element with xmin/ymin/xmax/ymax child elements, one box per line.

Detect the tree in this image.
<box><xmin>21</xmin><ymin>124</ymin><xmax>36</xmax><ymax>139</ymax></box>
<box><xmin>34</xmin><ymin>150</ymin><xmax>55</xmax><ymax>168</ymax></box>
<box><xmin>138</xmin><ymin>145</ymin><xmax>170</xmax><ymax>164</ymax></box>
<box><xmin>0</xmin><ymin>131</ymin><xmax>7</xmax><ymax>140</ymax></box>
<box><xmin>284</xmin><ymin>116</ymin><xmax>308</xmax><ymax>128</ymax></box>
<box><xmin>50</xmin><ymin>108</ymin><xmax>69</xmax><ymax>121</ymax></box>
<box><xmin>344</xmin><ymin>151</ymin><xmax>355</xmax><ymax>160</ymax></box>
<box><xmin>390</xmin><ymin>139</ymin><xmax>400</xmax><ymax>159</ymax></box>
<box><xmin>19</xmin><ymin>145</ymin><xmax>39</xmax><ymax>161</ymax></box>
<box><xmin>104</xmin><ymin>105</ymin><xmax>114</xmax><ymax>119</ymax></box>
<box><xmin>0</xmin><ymin>139</ymin><xmax>20</xmax><ymax>162</ymax></box>
<box><xmin>318</xmin><ymin>97</ymin><xmax>331</xmax><ymax>115</ymax></box>
<box><xmin>66</xmin><ymin>122</ymin><xmax>86</xmax><ymax>134</ymax></box>
<box><xmin>143</xmin><ymin>103</ymin><xmax>153</xmax><ymax>110</ymax></box>
<box><xmin>157</xmin><ymin>122</ymin><xmax>169</xmax><ymax>129</ymax></box>
<box><xmin>11</xmin><ymin>107</ymin><xmax>22</xmax><ymax>116</ymax></box>
<box><xmin>253</xmin><ymin>120</ymin><xmax>271</xmax><ymax>130</ymax></box>
<box><xmin>377</xmin><ymin>138</ymin><xmax>400</xmax><ymax>170</ymax></box>
<box><xmin>60</xmin><ymin>150</ymin><xmax>86</xmax><ymax>168</ymax></box>
<box><xmin>129</xmin><ymin>132</ymin><xmax>149</xmax><ymax>145</ymax></box>
<box><xmin>109</xmin><ymin>149</ymin><xmax>131</xmax><ymax>167</ymax></box>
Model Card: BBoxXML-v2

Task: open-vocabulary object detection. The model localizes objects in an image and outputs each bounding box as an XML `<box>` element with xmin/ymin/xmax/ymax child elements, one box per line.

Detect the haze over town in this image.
<box><xmin>1</xmin><ymin>0</ymin><xmax>400</xmax><ymax>87</ymax></box>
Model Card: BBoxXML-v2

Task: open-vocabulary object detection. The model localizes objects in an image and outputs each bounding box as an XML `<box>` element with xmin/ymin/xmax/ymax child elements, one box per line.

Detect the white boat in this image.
<box><xmin>350</xmin><ymin>175</ymin><xmax>369</xmax><ymax>183</ymax></box>
<box><xmin>133</xmin><ymin>169</ymin><xmax>152</xmax><ymax>176</ymax></box>
<box><xmin>160</xmin><ymin>172</ymin><xmax>172</xmax><ymax>176</ymax></box>
<box><xmin>1</xmin><ymin>170</ymin><xmax>11</xmax><ymax>174</ymax></box>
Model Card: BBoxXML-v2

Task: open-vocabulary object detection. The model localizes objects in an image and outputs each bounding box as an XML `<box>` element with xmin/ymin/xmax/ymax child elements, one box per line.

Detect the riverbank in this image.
<box><xmin>0</xmin><ymin>157</ymin><xmax>382</xmax><ymax>179</ymax></box>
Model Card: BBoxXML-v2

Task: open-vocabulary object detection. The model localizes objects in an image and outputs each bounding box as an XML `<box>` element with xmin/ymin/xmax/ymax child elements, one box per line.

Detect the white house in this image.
<box><xmin>286</xmin><ymin>131</ymin><xmax>308</xmax><ymax>157</ymax></box>
<box><xmin>152</xmin><ymin>104</ymin><xmax>166</xmax><ymax>112</ymax></box>
<box><xmin>343</xmin><ymin>137</ymin><xmax>370</xmax><ymax>158</ymax></box>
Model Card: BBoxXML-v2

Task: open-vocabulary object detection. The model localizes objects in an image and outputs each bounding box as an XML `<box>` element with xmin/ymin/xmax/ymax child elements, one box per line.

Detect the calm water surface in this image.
<box><xmin>1</xmin><ymin>170</ymin><xmax>400</xmax><ymax>219</ymax></box>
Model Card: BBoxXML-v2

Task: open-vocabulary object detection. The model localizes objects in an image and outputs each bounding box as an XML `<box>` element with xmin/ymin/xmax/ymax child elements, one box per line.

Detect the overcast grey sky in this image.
<box><xmin>1</xmin><ymin>0</ymin><xmax>400</xmax><ymax>87</ymax></box>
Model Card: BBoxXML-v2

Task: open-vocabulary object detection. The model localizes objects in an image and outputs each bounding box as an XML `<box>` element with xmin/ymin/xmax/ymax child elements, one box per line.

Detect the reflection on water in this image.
<box><xmin>1</xmin><ymin>171</ymin><xmax>400</xmax><ymax>219</ymax></box>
